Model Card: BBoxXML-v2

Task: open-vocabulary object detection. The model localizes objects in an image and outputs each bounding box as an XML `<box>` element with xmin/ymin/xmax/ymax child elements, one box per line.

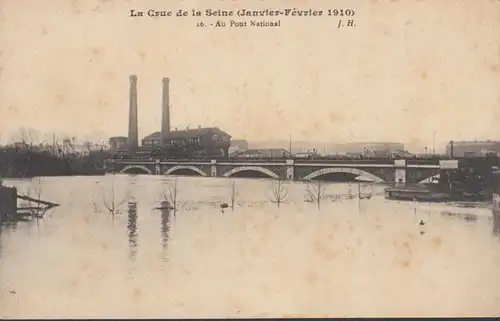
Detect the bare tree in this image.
<box><xmin>306</xmin><ymin>179</ymin><xmax>327</xmax><ymax>210</ymax></box>
<box><xmin>229</xmin><ymin>180</ymin><xmax>239</xmax><ymax>210</ymax></box>
<box><xmin>347</xmin><ymin>182</ymin><xmax>354</xmax><ymax>199</ymax></box>
<box><xmin>270</xmin><ymin>179</ymin><xmax>288</xmax><ymax>208</ymax></box>
<box><xmin>164</xmin><ymin>177</ymin><xmax>187</xmax><ymax>218</ymax></box>
<box><xmin>84</xmin><ymin>141</ymin><xmax>93</xmax><ymax>157</ymax></box>
<box><xmin>96</xmin><ymin>174</ymin><xmax>130</xmax><ymax>219</ymax></box>
<box><xmin>12</xmin><ymin>127</ymin><xmax>39</xmax><ymax>151</ymax></box>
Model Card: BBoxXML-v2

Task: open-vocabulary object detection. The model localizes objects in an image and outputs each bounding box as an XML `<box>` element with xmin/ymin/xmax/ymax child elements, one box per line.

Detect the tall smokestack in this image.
<box><xmin>161</xmin><ymin>77</ymin><xmax>170</xmax><ymax>145</ymax></box>
<box><xmin>128</xmin><ymin>75</ymin><xmax>139</xmax><ymax>151</ymax></box>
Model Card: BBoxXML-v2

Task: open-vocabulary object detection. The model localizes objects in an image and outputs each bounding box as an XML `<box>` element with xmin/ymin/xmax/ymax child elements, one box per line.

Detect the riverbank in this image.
<box><xmin>0</xmin><ymin>148</ymin><xmax>107</xmax><ymax>178</ymax></box>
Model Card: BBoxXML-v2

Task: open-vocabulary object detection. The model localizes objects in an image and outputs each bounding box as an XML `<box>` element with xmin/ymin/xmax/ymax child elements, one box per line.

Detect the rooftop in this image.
<box><xmin>142</xmin><ymin>127</ymin><xmax>231</xmax><ymax>140</ymax></box>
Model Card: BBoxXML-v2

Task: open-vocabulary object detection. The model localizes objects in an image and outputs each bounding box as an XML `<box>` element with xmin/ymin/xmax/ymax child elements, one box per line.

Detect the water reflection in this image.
<box><xmin>160</xmin><ymin>206</ymin><xmax>172</xmax><ymax>260</ymax></box>
<box><xmin>127</xmin><ymin>201</ymin><xmax>138</xmax><ymax>261</ymax></box>
<box><xmin>493</xmin><ymin>213</ymin><xmax>500</xmax><ymax>236</ymax></box>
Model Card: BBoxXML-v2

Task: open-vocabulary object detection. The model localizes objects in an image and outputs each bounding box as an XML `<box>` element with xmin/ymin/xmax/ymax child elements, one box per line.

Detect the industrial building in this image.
<box><xmin>446</xmin><ymin>140</ymin><xmax>500</xmax><ymax>158</ymax></box>
<box><xmin>109</xmin><ymin>136</ymin><xmax>128</xmax><ymax>150</ymax></box>
<box><xmin>142</xmin><ymin>127</ymin><xmax>231</xmax><ymax>157</ymax></box>
<box><xmin>124</xmin><ymin>75</ymin><xmax>231</xmax><ymax>158</ymax></box>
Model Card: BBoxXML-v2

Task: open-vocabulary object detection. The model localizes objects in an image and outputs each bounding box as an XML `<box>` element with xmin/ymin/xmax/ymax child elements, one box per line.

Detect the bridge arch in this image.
<box><xmin>302</xmin><ymin>167</ymin><xmax>385</xmax><ymax>183</ymax></box>
<box><xmin>120</xmin><ymin>165</ymin><xmax>153</xmax><ymax>175</ymax></box>
<box><xmin>418</xmin><ymin>174</ymin><xmax>440</xmax><ymax>184</ymax></box>
<box><xmin>223</xmin><ymin>166</ymin><xmax>280</xmax><ymax>179</ymax></box>
<box><xmin>165</xmin><ymin>165</ymin><xmax>207</xmax><ymax>176</ymax></box>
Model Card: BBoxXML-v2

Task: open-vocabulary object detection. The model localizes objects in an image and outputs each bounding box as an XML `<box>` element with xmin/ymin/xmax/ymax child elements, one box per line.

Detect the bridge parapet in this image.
<box><xmin>106</xmin><ymin>158</ymin><xmax>448</xmax><ymax>184</ymax></box>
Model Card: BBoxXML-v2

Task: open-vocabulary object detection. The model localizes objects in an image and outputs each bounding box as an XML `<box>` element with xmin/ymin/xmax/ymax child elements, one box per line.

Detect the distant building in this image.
<box><xmin>342</xmin><ymin>142</ymin><xmax>405</xmax><ymax>154</ymax></box>
<box><xmin>141</xmin><ymin>127</ymin><xmax>231</xmax><ymax>157</ymax></box>
<box><xmin>230</xmin><ymin>139</ymin><xmax>248</xmax><ymax>150</ymax></box>
<box><xmin>62</xmin><ymin>139</ymin><xmax>73</xmax><ymax>155</ymax></box>
<box><xmin>232</xmin><ymin>148</ymin><xmax>290</xmax><ymax>159</ymax></box>
<box><xmin>229</xmin><ymin>139</ymin><xmax>249</xmax><ymax>155</ymax></box>
<box><xmin>13</xmin><ymin>142</ymin><xmax>25</xmax><ymax>149</ymax></box>
<box><xmin>446</xmin><ymin>140</ymin><xmax>500</xmax><ymax>157</ymax></box>
<box><xmin>109</xmin><ymin>136</ymin><xmax>128</xmax><ymax>150</ymax></box>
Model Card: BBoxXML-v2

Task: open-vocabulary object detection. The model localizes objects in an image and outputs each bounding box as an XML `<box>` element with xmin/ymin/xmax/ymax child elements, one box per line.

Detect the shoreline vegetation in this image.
<box><xmin>0</xmin><ymin>146</ymin><xmax>107</xmax><ymax>179</ymax></box>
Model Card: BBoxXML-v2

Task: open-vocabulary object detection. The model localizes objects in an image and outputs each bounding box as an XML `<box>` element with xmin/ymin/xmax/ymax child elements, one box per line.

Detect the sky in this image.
<box><xmin>0</xmin><ymin>0</ymin><xmax>499</xmax><ymax>152</ymax></box>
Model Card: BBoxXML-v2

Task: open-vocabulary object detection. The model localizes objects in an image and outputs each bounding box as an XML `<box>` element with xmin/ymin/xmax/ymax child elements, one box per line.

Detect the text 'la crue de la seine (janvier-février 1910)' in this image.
<box><xmin>129</xmin><ymin>8</ymin><xmax>357</xmax><ymax>28</ymax></box>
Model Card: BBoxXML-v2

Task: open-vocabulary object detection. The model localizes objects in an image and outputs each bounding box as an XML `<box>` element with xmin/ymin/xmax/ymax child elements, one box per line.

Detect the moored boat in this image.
<box><xmin>384</xmin><ymin>185</ymin><xmax>452</xmax><ymax>202</ymax></box>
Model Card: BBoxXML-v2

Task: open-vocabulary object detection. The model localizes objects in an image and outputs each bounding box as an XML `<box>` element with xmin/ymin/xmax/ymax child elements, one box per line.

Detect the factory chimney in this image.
<box><xmin>128</xmin><ymin>75</ymin><xmax>139</xmax><ymax>151</ymax></box>
<box><xmin>161</xmin><ymin>77</ymin><xmax>171</xmax><ymax>145</ymax></box>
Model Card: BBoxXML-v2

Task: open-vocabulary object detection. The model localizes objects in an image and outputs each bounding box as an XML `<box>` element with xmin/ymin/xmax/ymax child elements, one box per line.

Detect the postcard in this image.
<box><xmin>0</xmin><ymin>0</ymin><xmax>499</xmax><ymax>318</ymax></box>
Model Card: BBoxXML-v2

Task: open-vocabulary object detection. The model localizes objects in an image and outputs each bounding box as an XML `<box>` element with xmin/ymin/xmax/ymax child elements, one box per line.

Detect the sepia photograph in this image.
<box><xmin>0</xmin><ymin>0</ymin><xmax>500</xmax><ymax>318</ymax></box>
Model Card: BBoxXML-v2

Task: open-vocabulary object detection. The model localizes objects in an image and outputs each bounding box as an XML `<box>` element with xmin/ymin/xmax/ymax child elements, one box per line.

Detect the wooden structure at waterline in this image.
<box><xmin>0</xmin><ymin>185</ymin><xmax>60</xmax><ymax>223</ymax></box>
<box><xmin>0</xmin><ymin>186</ymin><xmax>17</xmax><ymax>224</ymax></box>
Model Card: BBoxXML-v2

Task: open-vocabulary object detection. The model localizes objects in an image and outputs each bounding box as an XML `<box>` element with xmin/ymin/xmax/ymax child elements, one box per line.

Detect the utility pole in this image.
<box><xmin>289</xmin><ymin>133</ymin><xmax>292</xmax><ymax>156</ymax></box>
<box><xmin>52</xmin><ymin>133</ymin><xmax>56</xmax><ymax>157</ymax></box>
<box><xmin>432</xmin><ymin>130</ymin><xmax>436</xmax><ymax>155</ymax></box>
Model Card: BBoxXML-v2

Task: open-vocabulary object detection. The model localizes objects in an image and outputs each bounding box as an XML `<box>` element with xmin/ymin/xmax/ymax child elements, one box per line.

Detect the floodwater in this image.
<box><xmin>1</xmin><ymin>174</ymin><xmax>500</xmax><ymax>318</ymax></box>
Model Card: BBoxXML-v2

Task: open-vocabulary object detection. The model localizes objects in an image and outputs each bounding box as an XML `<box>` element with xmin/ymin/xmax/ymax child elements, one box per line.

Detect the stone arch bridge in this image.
<box><xmin>106</xmin><ymin>159</ymin><xmax>454</xmax><ymax>185</ymax></box>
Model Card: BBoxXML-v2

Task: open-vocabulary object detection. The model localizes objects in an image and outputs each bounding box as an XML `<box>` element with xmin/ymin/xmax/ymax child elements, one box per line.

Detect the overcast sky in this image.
<box><xmin>0</xmin><ymin>0</ymin><xmax>499</xmax><ymax>152</ymax></box>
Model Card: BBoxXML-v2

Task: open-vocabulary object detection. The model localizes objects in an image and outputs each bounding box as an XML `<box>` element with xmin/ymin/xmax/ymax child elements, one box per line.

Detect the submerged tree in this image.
<box><xmin>23</xmin><ymin>177</ymin><xmax>44</xmax><ymax>217</ymax></box>
<box><xmin>95</xmin><ymin>173</ymin><xmax>130</xmax><ymax>219</ymax></box>
<box><xmin>270</xmin><ymin>179</ymin><xmax>288</xmax><ymax>208</ymax></box>
<box><xmin>163</xmin><ymin>177</ymin><xmax>187</xmax><ymax>218</ymax></box>
<box><xmin>229</xmin><ymin>180</ymin><xmax>239</xmax><ymax>211</ymax></box>
<box><xmin>306</xmin><ymin>179</ymin><xmax>327</xmax><ymax>210</ymax></box>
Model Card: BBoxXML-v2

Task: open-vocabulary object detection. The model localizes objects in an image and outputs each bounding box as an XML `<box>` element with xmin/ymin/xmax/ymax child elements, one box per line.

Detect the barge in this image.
<box><xmin>494</xmin><ymin>193</ymin><xmax>500</xmax><ymax>216</ymax></box>
<box><xmin>384</xmin><ymin>185</ymin><xmax>452</xmax><ymax>202</ymax></box>
<box><xmin>493</xmin><ymin>193</ymin><xmax>500</xmax><ymax>235</ymax></box>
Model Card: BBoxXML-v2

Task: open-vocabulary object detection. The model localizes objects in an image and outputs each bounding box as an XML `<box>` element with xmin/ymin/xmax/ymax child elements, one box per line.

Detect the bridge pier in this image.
<box><xmin>286</xmin><ymin>159</ymin><xmax>294</xmax><ymax>180</ymax></box>
<box><xmin>210</xmin><ymin>159</ymin><xmax>217</xmax><ymax>177</ymax></box>
<box><xmin>394</xmin><ymin>159</ymin><xmax>407</xmax><ymax>185</ymax></box>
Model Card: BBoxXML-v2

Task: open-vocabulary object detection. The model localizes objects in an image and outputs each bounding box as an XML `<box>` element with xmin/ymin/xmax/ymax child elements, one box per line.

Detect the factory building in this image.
<box><xmin>446</xmin><ymin>140</ymin><xmax>500</xmax><ymax>158</ymax></box>
<box><xmin>142</xmin><ymin>127</ymin><xmax>231</xmax><ymax>157</ymax></box>
<box><xmin>125</xmin><ymin>75</ymin><xmax>231</xmax><ymax>158</ymax></box>
<box><xmin>109</xmin><ymin>136</ymin><xmax>128</xmax><ymax>150</ymax></box>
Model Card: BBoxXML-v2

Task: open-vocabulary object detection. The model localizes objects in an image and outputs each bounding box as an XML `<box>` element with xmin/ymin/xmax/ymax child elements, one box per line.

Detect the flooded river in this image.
<box><xmin>1</xmin><ymin>174</ymin><xmax>499</xmax><ymax>318</ymax></box>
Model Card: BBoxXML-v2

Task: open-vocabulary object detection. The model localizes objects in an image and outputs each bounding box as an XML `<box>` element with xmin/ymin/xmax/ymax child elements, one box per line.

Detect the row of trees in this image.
<box><xmin>2</xmin><ymin>127</ymin><xmax>107</xmax><ymax>157</ymax></box>
<box><xmin>91</xmin><ymin>176</ymin><xmax>334</xmax><ymax>221</ymax></box>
